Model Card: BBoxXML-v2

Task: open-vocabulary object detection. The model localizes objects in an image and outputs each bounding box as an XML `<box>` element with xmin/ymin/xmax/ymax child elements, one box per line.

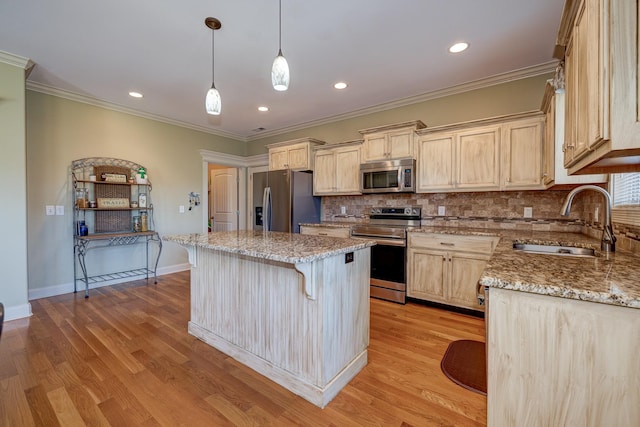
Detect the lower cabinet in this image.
<box><xmin>300</xmin><ymin>225</ymin><xmax>351</xmax><ymax>238</ymax></box>
<box><xmin>407</xmin><ymin>232</ymin><xmax>498</xmax><ymax>311</ymax></box>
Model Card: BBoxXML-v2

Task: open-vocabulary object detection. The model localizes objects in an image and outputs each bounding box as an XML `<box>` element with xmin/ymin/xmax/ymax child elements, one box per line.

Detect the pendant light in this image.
<box><xmin>271</xmin><ymin>0</ymin><xmax>289</xmax><ymax>91</ymax></box>
<box><xmin>205</xmin><ymin>17</ymin><xmax>222</xmax><ymax>115</ymax></box>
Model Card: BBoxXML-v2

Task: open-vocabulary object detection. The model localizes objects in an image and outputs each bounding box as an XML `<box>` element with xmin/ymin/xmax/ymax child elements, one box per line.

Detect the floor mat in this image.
<box><xmin>440</xmin><ymin>339</ymin><xmax>487</xmax><ymax>395</ymax></box>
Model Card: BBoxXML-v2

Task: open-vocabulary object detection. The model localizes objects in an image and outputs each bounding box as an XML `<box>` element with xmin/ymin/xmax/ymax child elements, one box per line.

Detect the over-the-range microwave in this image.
<box><xmin>360</xmin><ymin>158</ymin><xmax>416</xmax><ymax>194</ymax></box>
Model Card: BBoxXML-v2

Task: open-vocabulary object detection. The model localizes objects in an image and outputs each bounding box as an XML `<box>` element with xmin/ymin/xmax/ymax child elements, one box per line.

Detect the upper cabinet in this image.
<box><xmin>555</xmin><ymin>0</ymin><xmax>640</xmax><ymax>174</ymax></box>
<box><xmin>358</xmin><ymin>120</ymin><xmax>426</xmax><ymax>162</ymax></box>
<box><xmin>313</xmin><ymin>140</ymin><xmax>362</xmax><ymax>196</ymax></box>
<box><xmin>541</xmin><ymin>80</ymin><xmax>607</xmax><ymax>187</ymax></box>
<box><xmin>267</xmin><ymin>138</ymin><xmax>325</xmax><ymax>171</ymax></box>
<box><xmin>415</xmin><ymin>112</ymin><xmax>544</xmax><ymax>193</ymax></box>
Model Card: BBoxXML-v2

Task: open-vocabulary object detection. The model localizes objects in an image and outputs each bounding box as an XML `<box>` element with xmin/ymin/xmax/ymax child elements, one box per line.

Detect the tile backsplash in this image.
<box><xmin>321</xmin><ymin>190</ymin><xmax>640</xmax><ymax>254</ymax></box>
<box><xmin>322</xmin><ymin>190</ymin><xmax>580</xmax><ymax>222</ymax></box>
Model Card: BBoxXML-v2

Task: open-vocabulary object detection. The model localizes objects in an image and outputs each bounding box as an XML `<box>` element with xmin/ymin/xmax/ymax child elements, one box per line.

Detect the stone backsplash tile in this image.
<box><xmin>321</xmin><ymin>190</ymin><xmax>640</xmax><ymax>252</ymax></box>
<box><xmin>322</xmin><ymin>190</ymin><xmax>579</xmax><ymax>221</ymax></box>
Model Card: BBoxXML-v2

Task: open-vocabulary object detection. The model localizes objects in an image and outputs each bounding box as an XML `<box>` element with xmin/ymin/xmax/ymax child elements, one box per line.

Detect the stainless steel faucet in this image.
<box><xmin>560</xmin><ymin>185</ymin><xmax>616</xmax><ymax>252</ymax></box>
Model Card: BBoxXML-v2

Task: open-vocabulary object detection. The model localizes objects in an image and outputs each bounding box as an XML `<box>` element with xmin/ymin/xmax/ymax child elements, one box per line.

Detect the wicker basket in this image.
<box><xmin>93</xmin><ymin>165</ymin><xmax>133</xmax><ymax>233</ymax></box>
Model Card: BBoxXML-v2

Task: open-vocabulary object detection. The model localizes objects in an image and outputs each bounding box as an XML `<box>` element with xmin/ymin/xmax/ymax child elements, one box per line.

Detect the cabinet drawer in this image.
<box><xmin>409</xmin><ymin>232</ymin><xmax>497</xmax><ymax>254</ymax></box>
<box><xmin>300</xmin><ymin>226</ymin><xmax>350</xmax><ymax>238</ymax></box>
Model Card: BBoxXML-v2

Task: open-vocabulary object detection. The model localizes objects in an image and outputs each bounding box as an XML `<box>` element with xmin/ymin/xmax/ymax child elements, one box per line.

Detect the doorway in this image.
<box><xmin>208</xmin><ymin>164</ymin><xmax>239</xmax><ymax>231</ymax></box>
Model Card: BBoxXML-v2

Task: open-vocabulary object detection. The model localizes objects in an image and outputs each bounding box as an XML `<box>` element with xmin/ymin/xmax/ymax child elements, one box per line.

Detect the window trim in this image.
<box><xmin>610</xmin><ymin>174</ymin><xmax>640</xmax><ymax>227</ymax></box>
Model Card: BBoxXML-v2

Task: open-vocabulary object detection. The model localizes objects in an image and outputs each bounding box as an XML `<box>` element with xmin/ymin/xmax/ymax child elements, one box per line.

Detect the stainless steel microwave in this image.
<box><xmin>360</xmin><ymin>158</ymin><xmax>416</xmax><ymax>193</ymax></box>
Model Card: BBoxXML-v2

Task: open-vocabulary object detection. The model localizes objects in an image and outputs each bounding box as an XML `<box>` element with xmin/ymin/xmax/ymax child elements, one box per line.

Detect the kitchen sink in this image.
<box><xmin>512</xmin><ymin>243</ymin><xmax>596</xmax><ymax>257</ymax></box>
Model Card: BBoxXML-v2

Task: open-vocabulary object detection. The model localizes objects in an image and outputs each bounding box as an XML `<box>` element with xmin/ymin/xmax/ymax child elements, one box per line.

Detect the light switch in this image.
<box><xmin>179</xmin><ymin>205</ymin><xmax>185</xmax><ymax>213</ymax></box>
<box><xmin>45</xmin><ymin>205</ymin><xmax>55</xmax><ymax>216</ymax></box>
<box><xmin>55</xmin><ymin>205</ymin><xmax>64</xmax><ymax>215</ymax></box>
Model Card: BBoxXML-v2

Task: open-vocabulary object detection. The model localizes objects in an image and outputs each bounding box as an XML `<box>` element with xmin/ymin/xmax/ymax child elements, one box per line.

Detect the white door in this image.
<box><xmin>211</xmin><ymin>168</ymin><xmax>238</xmax><ymax>231</ymax></box>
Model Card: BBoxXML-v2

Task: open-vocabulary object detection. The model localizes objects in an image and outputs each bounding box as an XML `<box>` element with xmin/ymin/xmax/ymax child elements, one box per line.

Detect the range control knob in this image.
<box><xmin>412</xmin><ymin>208</ymin><xmax>419</xmax><ymax>215</ymax></box>
<box><xmin>404</xmin><ymin>207</ymin><xmax>411</xmax><ymax>214</ymax></box>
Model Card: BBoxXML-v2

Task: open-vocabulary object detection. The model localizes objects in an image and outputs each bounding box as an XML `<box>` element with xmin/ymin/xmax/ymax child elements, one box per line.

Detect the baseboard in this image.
<box><xmin>3</xmin><ymin>302</ymin><xmax>32</xmax><ymax>322</ymax></box>
<box><xmin>27</xmin><ymin>263</ymin><xmax>191</xmax><ymax>301</ymax></box>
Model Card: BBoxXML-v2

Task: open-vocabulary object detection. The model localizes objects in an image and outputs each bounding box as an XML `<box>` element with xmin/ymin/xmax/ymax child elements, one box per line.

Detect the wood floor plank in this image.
<box><xmin>0</xmin><ymin>271</ymin><xmax>487</xmax><ymax>426</ymax></box>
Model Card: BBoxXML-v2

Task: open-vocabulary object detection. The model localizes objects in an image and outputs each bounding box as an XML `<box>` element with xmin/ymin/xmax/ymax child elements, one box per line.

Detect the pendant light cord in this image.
<box><xmin>211</xmin><ymin>28</ymin><xmax>215</xmax><ymax>88</ymax></box>
<box><xmin>278</xmin><ymin>0</ymin><xmax>282</xmax><ymax>55</ymax></box>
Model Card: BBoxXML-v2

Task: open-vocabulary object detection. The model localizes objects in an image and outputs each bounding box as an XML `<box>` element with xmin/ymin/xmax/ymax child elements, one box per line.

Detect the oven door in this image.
<box><xmin>353</xmin><ymin>236</ymin><xmax>407</xmax><ymax>303</ymax></box>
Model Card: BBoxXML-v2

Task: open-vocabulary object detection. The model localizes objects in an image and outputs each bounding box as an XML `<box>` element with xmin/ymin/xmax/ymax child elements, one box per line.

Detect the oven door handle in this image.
<box><xmin>351</xmin><ymin>236</ymin><xmax>406</xmax><ymax>247</ymax></box>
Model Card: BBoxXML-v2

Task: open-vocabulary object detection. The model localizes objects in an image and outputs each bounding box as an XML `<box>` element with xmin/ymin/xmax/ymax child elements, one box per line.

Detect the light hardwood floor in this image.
<box><xmin>0</xmin><ymin>271</ymin><xmax>486</xmax><ymax>426</ymax></box>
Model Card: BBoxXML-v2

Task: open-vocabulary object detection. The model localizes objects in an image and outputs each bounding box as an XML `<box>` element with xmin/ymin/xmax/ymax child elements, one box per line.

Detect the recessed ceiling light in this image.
<box><xmin>129</xmin><ymin>91</ymin><xmax>143</xmax><ymax>98</ymax></box>
<box><xmin>449</xmin><ymin>42</ymin><xmax>469</xmax><ymax>53</ymax></box>
<box><xmin>258</xmin><ymin>106</ymin><xmax>269</xmax><ymax>112</ymax></box>
<box><xmin>334</xmin><ymin>82</ymin><xmax>348</xmax><ymax>90</ymax></box>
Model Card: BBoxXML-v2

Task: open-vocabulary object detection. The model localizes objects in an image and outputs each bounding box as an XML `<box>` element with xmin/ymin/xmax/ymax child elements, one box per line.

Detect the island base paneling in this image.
<box><xmin>188</xmin><ymin>246</ymin><xmax>370</xmax><ymax>408</ymax></box>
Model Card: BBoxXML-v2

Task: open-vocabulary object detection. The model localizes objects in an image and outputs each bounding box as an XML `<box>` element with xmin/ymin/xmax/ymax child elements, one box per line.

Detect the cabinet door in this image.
<box><xmin>269</xmin><ymin>147</ymin><xmax>289</xmax><ymax>170</ymax></box>
<box><xmin>407</xmin><ymin>248</ymin><xmax>447</xmax><ymax>302</ymax></box>
<box><xmin>335</xmin><ymin>146</ymin><xmax>361</xmax><ymax>193</ymax></box>
<box><xmin>448</xmin><ymin>253</ymin><xmax>488</xmax><ymax>311</ymax></box>
<box><xmin>388</xmin><ymin>129</ymin><xmax>414</xmax><ymax>159</ymax></box>
<box><xmin>501</xmin><ymin>117</ymin><xmax>544</xmax><ymax>190</ymax></box>
<box><xmin>287</xmin><ymin>144</ymin><xmax>310</xmax><ymax>170</ymax></box>
<box><xmin>313</xmin><ymin>150</ymin><xmax>336</xmax><ymax>195</ymax></box>
<box><xmin>362</xmin><ymin>133</ymin><xmax>388</xmax><ymax>162</ymax></box>
<box><xmin>416</xmin><ymin>133</ymin><xmax>455</xmax><ymax>192</ymax></box>
<box><xmin>543</xmin><ymin>91</ymin><xmax>556</xmax><ymax>186</ymax></box>
<box><xmin>456</xmin><ymin>126</ymin><xmax>501</xmax><ymax>191</ymax></box>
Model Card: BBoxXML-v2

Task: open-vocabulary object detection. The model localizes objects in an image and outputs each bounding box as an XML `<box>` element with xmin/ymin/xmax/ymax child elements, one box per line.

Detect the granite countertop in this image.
<box><xmin>479</xmin><ymin>230</ymin><xmax>640</xmax><ymax>309</ymax></box>
<box><xmin>164</xmin><ymin>230</ymin><xmax>375</xmax><ymax>264</ymax></box>
<box><xmin>412</xmin><ymin>227</ymin><xmax>639</xmax><ymax>309</ymax></box>
<box><xmin>300</xmin><ymin>221</ymin><xmax>357</xmax><ymax>228</ymax></box>
<box><xmin>306</xmin><ymin>222</ymin><xmax>640</xmax><ymax>309</ymax></box>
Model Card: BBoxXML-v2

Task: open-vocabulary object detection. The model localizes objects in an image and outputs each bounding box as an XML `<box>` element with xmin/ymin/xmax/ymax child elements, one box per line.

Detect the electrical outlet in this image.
<box><xmin>45</xmin><ymin>205</ymin><xmax>55</xmax><ymax>216</ymax></box>
<box><xmin>179</xmin><ymin>205</ymin><xmax>185</xmax><ymax>213</ymax></box>
<box><xmin>55</xmin><ymin>205</ymin><xmax>64</xmax><ymax>215</ymax></box>
<box><xmin>523</xmin><ymin>207</ymin><xmax>533</xmax><ymax>218</ymax></box>
<box><xmin>340</xmin><ymin>206</ymin><xmax>347</xmax><ymax>215</ymax></box>
<box><xmin>438</xmin><ymin>206</ymin><xmax>446</xmax><ymax>216</ymax></box>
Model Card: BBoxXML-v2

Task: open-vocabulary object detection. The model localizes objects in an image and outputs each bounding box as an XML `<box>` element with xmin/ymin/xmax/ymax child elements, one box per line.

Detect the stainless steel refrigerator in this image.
<box><xmin>252</xmin><ymin>170</ymin><xmax>321</xmax><ymax>233</ymax></box>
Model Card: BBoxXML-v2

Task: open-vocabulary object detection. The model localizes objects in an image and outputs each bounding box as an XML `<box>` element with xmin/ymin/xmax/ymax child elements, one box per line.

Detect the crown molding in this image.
<box><xmin>246</xmin><ymin>61</ymin><xmax>558</xmax><ymax>141</ymax></box>
<box><xmin>0</xmin><ymin>50</ymin><xmax>35</xmax><ymax>71</ymax></box>
<box><xmin>26</xmin><ymin>81</ymin><xmax>245</xmax><ymax>141</ymax></box>
<box><xmin>24</xmin><ymin>60</ymin><xmax>557</xmax><ymax>144</ymax></box>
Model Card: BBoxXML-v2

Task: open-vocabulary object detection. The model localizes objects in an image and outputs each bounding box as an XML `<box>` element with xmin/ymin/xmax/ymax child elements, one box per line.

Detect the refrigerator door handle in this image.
<box><xmin>263</xmin><ymin>186</ymin><xmax>271</xmax><ymax>231</ymax></box>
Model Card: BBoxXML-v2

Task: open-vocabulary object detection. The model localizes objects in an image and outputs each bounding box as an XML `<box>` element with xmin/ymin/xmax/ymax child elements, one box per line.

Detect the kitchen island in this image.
<box><xmin>164</xmin><ymin>230</ymin><xmax>375</xmax><ymax>408</ymax></box>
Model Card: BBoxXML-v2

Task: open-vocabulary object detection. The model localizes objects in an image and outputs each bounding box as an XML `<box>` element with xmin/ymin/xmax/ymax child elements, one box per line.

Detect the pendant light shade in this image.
<box><xmin>205</xmin><ymin>17</ymin><xmax>222</xmax><ymax>115</ymax></box>
<box><xmin>205</xmin><ymin>85</ymin><xmax>221</xmax><ymax>115</ymax></box>
<box><xmin>271</xmin><ymin>50</ymin><xmax>290</xmax><ymax>91</ymax></box>
<box><xmin>272</xmin><ymin>0</ymin><xmax>289</xmax><ymax>91</ymax></box>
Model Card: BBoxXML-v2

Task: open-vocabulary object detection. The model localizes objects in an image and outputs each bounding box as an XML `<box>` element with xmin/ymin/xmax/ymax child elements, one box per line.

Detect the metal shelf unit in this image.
<box><xmin>71</xmin><ymin>158</ymin><xmax>162</xmax><ymax>298</ymax></box>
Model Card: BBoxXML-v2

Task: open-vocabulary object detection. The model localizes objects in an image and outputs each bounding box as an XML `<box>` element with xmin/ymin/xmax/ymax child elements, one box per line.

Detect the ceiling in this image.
<box><xmin>0</xmin><ymin>0</ymin><xmax>563</xmax><ymax>141</ymax></box>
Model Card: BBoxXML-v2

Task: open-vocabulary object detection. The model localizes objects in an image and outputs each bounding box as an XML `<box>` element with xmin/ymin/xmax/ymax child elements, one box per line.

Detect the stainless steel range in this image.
<box><xmin>351</xmin><ymin>206</ymin><xmax>421</xmax><ymax>304</ymax></box>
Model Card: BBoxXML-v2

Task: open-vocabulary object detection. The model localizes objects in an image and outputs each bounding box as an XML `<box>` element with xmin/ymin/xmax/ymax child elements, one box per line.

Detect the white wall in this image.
<box><xmin>0</xmin><ymin>54</ymin><xmax>31</xmax><ymax>320</ymax></box>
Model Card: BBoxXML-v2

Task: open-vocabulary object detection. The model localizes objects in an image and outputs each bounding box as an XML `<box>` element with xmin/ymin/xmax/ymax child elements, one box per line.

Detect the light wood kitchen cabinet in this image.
<box><xmin>267</xmin><ymin>138</ymin><xmax>325</xmax><ymax>171</ymax></box>
<box><xmin>487</xmin><ymin>287</ymin><xmax>640</xmax><ymax>425</ymax></box>
<box><xmin>312</xmin><ymin>141</ymin><xmax>362</xmax><ymax>195</ymax></box>
<box><xmin>407</xmin><ymin>232</ymin><xmax>498</xmax><ymax>311</ymax></box>
<box><xmin>458</xmin><ymin>125</ymin><xmax>501</xmax><ymax>191</ymax></box>
<box><xmin>556</xmin><ymin>0</ymin><xmax>640</xmax><ymax>174</ymax></box>
<box><xmin>416</xmin><ymin>112</ymin><xmax>543</xmax><ymax>193</ymax></box>
<box><xmin>501</xmin><ymin>115</ymin><xmax>545</xmax><ymax>190</ymax></box>
<box><xmin>540</xmin><ymin>80</ymin><xmax>607</xmax><ymax>187</ymax></box>
<box><xmin>300</xmin><ymin>225</ymin><xmax>351</xmax><ymax>238</ymax></box>
<box><xmin>416</xmin><ymin>125</ymin><xmax>501</xmax><ymax>192</ymax></box>
<box><xmin>358</xmin><ymin>120</ymin><xmax>425</xmax><ymax>163</ymax></box>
